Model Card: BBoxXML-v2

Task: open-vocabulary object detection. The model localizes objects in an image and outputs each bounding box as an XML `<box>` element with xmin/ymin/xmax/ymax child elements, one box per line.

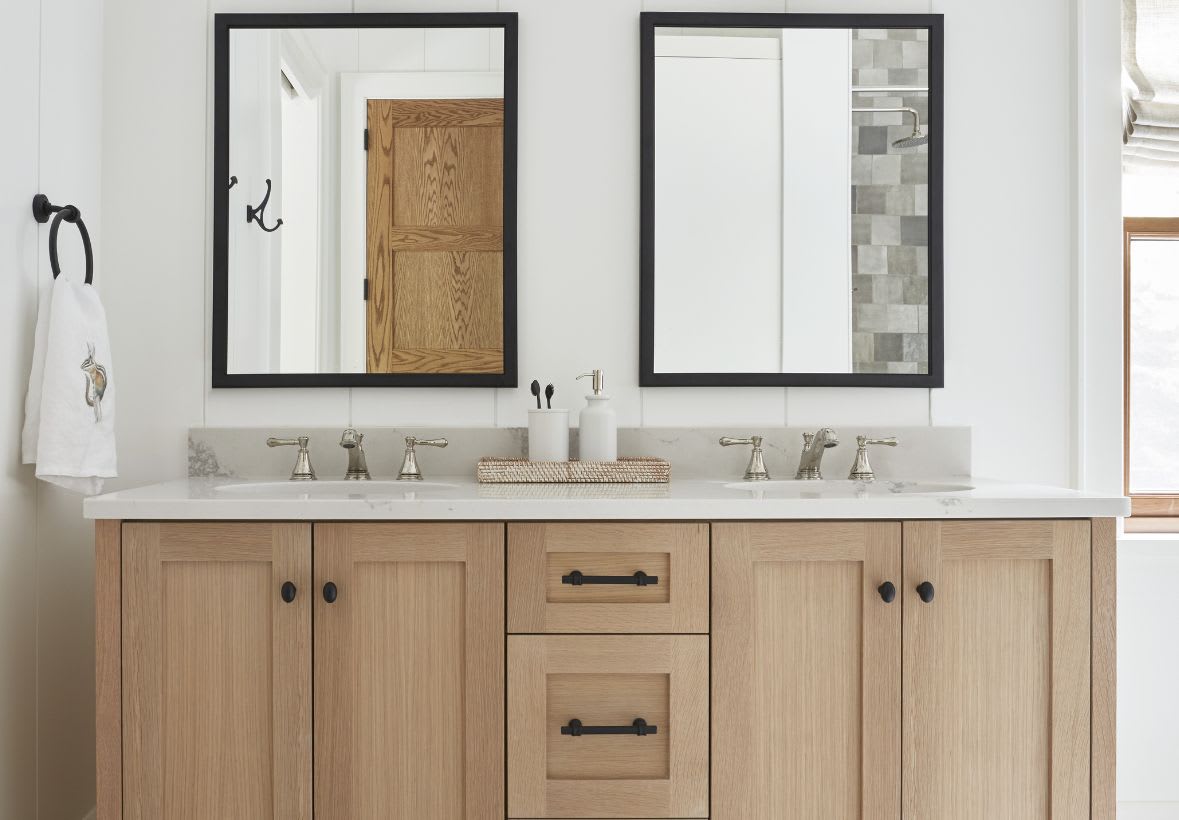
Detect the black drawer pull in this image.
<box><xmin>916</xmin><ymin>581</ymin><xmax>935</xmax><ymax>603</ymax></box>
<box><xmin>561</xmin><ymin>718</ymin><xmax>657</xmax><ymax>737</ymax></box>
<box><xmin>280</xmin><ymin>581</ymin><xmax>297</xmax><ymax>603</ymax></box>
<box><xmin>323</xmin><ymin>582</ymin><xmax>338</xmax><ymax>603</ymax></box>
<box><xmin>561</xmin><ymin>570</ymin><xmax>658</xmax><ymax>587</ymax></box>
<box><xmin>877</xmin><ymin>581</ymin><xmax>896</xmax><ymax>603</ymax></box>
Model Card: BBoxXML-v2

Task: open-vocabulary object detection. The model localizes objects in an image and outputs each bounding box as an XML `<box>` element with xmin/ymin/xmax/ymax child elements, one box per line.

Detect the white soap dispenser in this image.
<box><xmin>575</xmin><ymin>368</ymin><xmax>617</xmax><ymax>462</ymax></box>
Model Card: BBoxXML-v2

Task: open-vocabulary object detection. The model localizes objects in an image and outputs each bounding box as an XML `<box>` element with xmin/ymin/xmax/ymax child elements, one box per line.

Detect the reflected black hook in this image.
<box><xmin>245</xmin><ymin>178</ymin><xmax>283</xmax><ymax>233</ymax></box>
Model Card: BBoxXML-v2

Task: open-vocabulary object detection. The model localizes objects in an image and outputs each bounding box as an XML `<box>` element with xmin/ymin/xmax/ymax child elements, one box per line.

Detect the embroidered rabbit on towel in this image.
<box><xmin>81</xmin><ymin>342</ymin><xmax>108</xmax><ymax>422</ymax></box>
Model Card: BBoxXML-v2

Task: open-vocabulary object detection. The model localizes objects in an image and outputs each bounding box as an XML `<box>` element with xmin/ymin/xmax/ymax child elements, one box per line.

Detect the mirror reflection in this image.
<box><xmin>224</xmin><ymin>26</ymin><xmax>508</xmax><ymax>378</ymax></box>
<box><xmin>652</xmin><ymin>25</ymin><xmax>932</xmax><ymax>377</ymax></box>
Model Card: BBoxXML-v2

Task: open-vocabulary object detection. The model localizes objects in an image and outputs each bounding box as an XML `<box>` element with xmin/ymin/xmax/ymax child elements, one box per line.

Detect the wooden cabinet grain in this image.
<box><xmin>902</xmin><ymin>520</ymin><xmax>1091</xmax><ymax>820</ymax></box>
<box><xmin>712</xmin><ymin>521</ymin><xmax>902</xmax><ymax>820</ymax></box>
<box><xmin>313</xmin><ymin>523</ymin><xmax>504</xmax><ymax>820</ymax></box>
<box><xmin>97</xmin><ymin>516</ymin><xmax>1114</xmax><ymax>820</ymax></box>
<box><xmin>120</xmin><ymin>522</ymin><xmax>312</xmax><ymax>820</ymax></box>
<box><xmin>712</xmin><ymin>519</ymin><xmax>1107</xmax><ymax>820</ymax></box>
<box><xmin>110</xmin><ymin>521</ymin><xmax>502</xmax><ymax>820</ymax></box>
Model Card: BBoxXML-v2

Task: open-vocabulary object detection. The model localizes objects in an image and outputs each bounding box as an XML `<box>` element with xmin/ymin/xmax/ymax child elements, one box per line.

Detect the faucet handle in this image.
<box><xmin>719</xmin><ymin>435</ymin><xmax>770</xmax><ymax>481</ymax></box>
<box><xmin>399</xmin><ymin>436</ymin><xmax>448</xmax><ymax>481</ymax></box>
<box><xmin>849</xmin><ymin>435</ymin><xmax>899</xmax><ymax>482</ymax></box>
<box><xmin>267</xmin><ymin>435</ymin><xmax>316</xmax><ymax>481</ymax></box>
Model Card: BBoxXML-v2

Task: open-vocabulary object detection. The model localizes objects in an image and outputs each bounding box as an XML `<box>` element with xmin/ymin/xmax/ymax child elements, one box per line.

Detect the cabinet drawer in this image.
<box><xmin>508</xmin><ymin>523</ymin><xmax>708</xmax><ymax>633</ymax></box>
<box><xmin>508</xmin><ymin>635</ymin><xmax>708</xmax><ymax>818</ymax></box>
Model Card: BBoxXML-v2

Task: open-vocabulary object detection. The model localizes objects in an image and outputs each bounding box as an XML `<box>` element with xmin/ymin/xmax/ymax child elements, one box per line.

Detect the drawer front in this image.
<box><xmin>508</xmin><ymin>635</ymin><xmax>709</xmax><ymax>818</ymax></box>
<box><xmin>508</xmin><ymin>523</ymin><xmax>709</xmax><ymax>633</ymax></box>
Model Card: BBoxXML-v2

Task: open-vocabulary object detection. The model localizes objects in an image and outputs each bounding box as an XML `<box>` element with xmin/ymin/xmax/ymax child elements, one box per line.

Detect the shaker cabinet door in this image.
<box><xmin>121</xmin><ymin>522</ymin><xmax>312</xmax><ymax>820</ymax></box>
<box><xmin>902</xmin><ymin>520</ymin><xmax>1091</xmax><ymax>820</ymax></box>
<box><xmin>313</xmin><ymin>523</ymin><xmax>505</xmax><ymax>820</ymax></box>
<box><xmin>712</xmin><ymin>521</ymin><xmax>903</xmax><ymax>820</ymax></box>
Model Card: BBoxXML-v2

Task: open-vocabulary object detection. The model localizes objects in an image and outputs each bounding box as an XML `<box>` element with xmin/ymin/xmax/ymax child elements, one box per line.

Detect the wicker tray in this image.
<box><xmin>476</xmin><ymin>456</ymin><xmax>670</xmax><ymax>484</ymax></box>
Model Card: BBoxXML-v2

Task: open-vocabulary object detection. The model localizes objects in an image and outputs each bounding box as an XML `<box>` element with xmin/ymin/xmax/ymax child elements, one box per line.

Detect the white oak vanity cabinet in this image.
<box><xmin>94</xmin><ymin>517</ymin><xmax>1115</xmax><ymax>820</ymax></box>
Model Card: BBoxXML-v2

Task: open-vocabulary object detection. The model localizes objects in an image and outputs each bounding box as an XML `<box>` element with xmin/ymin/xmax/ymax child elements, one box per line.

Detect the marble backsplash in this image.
<box><xmin>190</xmin><ymin>426</ymin><xmax>971</xmax><ymax>481</ymax></box>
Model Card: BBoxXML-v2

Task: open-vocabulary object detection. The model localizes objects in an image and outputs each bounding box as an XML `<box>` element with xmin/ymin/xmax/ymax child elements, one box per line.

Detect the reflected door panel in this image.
<box><xmin>366</xmin><ymin>98</ymin><xmax>504</xmax><ymax>374</ymax></box>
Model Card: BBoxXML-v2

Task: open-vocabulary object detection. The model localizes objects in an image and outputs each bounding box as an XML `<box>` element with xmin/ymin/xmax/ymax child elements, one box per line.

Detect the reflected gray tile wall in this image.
<box><xmin>851</xmin><ymin>27</ymin><xmax>930</xmax><ymax>375</ymax></box>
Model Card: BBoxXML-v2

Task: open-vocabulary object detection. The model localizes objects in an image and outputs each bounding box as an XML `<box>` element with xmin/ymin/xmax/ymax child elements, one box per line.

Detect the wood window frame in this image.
<box><xmin>1124</xmin><ymin>217</ymin><xmax>1179</xmax><ymax>527</ymax></box>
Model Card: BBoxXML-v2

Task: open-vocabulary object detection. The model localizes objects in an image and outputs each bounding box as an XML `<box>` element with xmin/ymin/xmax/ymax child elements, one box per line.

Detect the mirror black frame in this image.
<box><xmin>639</xmin><ymin>12</ymin><xmax>943</xmax><ymax>388</ymax></box>
<box><xmin>212</xmin><ymin>12</ymin><xmax>518</xmax><ymax>388</ymax></box>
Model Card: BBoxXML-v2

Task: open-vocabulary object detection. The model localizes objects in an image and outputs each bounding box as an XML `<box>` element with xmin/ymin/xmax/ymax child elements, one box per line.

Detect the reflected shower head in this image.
<box><xmin>851</xmin><ymin>105</ymin><xmax>929</xmax><ymax>151</ymax></box>
<box><xmin>892</xmin><ymin>130</ymin><xmax>928</xmax><ymax>149</ymax></box>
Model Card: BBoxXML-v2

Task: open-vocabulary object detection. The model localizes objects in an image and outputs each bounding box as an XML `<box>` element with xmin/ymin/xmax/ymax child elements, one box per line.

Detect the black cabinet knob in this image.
<box><xmin>323</xmin><ymin>582</ymin><xmax>338</xmax><ymax>604</ymax></box>
<box><xmin>877</xmin><ymin>581</ymin><xmax>896</xmax><ymax>603</ymax></box>
<box><xmin>280</xmin><ymin>581</ymin><xmax>297</xmax><ymax>603</ymax></box>
<box><xmin>916</xmin><ymin>581</ymin><xmax>935</xmax><ymax>603</ymax></box>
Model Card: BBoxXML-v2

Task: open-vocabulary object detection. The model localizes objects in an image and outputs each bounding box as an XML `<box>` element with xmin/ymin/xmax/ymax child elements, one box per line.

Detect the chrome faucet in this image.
<box><xmin>719</xmin><ymin>435</ymin><xmax>770</xmax><ymax>481</ymax></box>
<box><xmin>794</xmin><ymin>428</ymin><xmax>840</xmax><ymax>480</ymax></box>
<box><xmin>848</xmin><ymin>435</ymin><xmax>898</xmax><ymax>481</ymax></box>
<box><xmin>339</xmin><ymin>428</ymin><xmax>371</xmax><ymax>481</ymax></box>
<box><xmin>398</xmin><ymin>436</ymin><xmax>448</xmax><ymax>481</ymax></box>
<box><xmin>267</xmin><ymin>435</ymin><xmax>316</xmax><ymax>481</ymax></box>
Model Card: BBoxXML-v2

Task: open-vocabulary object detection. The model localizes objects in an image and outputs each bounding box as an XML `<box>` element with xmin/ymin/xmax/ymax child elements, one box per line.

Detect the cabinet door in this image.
<box><xmin>903</xmin><ymin>521</ymin><xmax>1091</xmax><ymax>820</ymax></box>
<box><xmin>121</xmin><ymin>523</ymin><xmax>311</xmax><ymax>820</ymax></box>
<box><xmin>314</xmin><ymin>523</ymin><xmax>504</xmax><ymax>820</ymax></box>
<box><xmin>712</xmin><ymin>522</ymin><xmax>902</xmax><ymax>820</ymax></box>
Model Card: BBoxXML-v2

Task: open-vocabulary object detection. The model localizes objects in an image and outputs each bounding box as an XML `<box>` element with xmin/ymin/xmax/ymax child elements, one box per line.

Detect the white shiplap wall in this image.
<box><xmin>103</xmin><ymin>0</ymin><xmax>1086</xmax><ymax>491</ymax></box>
<box><xmin>3</xmin><ymin>0</ymin><xmax>105</xmax><ymax>818</ymax></box>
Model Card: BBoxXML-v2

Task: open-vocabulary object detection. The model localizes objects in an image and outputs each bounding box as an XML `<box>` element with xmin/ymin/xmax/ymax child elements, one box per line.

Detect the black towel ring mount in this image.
<box><xmin>32</xmin><ymin>194</ymin><xmax>94</xmax><ymax>285</ymax></box>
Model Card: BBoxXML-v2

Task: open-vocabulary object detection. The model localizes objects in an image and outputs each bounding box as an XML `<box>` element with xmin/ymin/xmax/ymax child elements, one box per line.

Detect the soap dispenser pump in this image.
<box><xmin>576</xmin><ymin>368</ymin><xmax>617</xmax><ymax>462</ymax></box>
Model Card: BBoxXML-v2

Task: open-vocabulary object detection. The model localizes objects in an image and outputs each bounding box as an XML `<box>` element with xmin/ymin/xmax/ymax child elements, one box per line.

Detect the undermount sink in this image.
<box><xmin>213</xmin><ymin>480</ymin><xmax>460</xmax><ymax>498</ymax></box>
<box><xmin>722</xmin><ymin>479</ymin><xmax>974</xmax><ymax>496</ymax></box>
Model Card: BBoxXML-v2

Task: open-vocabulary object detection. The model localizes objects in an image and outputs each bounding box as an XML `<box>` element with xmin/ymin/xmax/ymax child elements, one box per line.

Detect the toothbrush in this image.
<box><xmin>531</xmin><ymin>380</ymin><xmax>542</xmax><ymax>409</ymax></box>
<box><xmin>545</xmin><ymin>384</ymin><xmax>554</xmax><ymax>409</ymax></box>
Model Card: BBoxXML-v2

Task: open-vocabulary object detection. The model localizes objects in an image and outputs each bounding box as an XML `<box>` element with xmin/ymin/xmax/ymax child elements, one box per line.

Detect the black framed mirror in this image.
<box><xmin>640</xmin><ymin>12</ymin><xmax>943</xmax><ymax>387</ymax></box>
<box><xmin>213</xmin><ymin>12</ymin><xmax>517</xmax><ymax>387</ymax></box>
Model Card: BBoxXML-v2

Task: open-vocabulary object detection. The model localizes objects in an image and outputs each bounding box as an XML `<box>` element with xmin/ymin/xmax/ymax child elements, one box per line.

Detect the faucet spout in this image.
<box><xmin>795</xmin><ymin>428</ymin><xmax>839</xmax><ymax>480</ymax></box>
<box><xmin>339</xmin><ymin>428</ymin><xmax>371</xmax><ymax>481</ymax></box>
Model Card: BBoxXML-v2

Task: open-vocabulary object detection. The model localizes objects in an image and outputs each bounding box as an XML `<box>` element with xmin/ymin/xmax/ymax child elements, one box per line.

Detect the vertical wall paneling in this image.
<box><xmin>927</xmin><ymin>0</ymin><xmax>1073</xmax><ymax>485</ymax></box>
<box><xmin>1075</xmin><ymin>0</ymin><xmax>1123</xmax><ymax>493</ymax></box>
<box><xmin>0</xmin><ymin>0</ymin><xmax>44</xmax><ymax>816</ymax></box>
<box><xmin>38</xmin><ymin>0</ymin><xmax>108</xmax><ymax>817</ymax></box>
<box><xmin>106</xmin><ymin>0</ymin><xmax>1086</xmax><ymax>482</ymax></box>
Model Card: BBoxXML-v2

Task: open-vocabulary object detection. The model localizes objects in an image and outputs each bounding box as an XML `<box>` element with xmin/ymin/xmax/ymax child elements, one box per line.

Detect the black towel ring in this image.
<box><xmin>32</xmin><ymin>194</ymin><xmax>94</xmax><ymax>285</ymax></box>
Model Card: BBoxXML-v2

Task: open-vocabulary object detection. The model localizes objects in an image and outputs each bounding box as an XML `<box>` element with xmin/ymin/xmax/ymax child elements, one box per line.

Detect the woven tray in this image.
<box><xmin>476</xmin><ymin>456</ymin><xmax>670</xmax><ymax>484</ymax></box>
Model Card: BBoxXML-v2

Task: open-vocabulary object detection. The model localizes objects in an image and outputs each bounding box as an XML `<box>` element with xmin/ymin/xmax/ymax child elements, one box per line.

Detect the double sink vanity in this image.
<box><xmin>86</xmin><ymin>425</ymin><xmax>1126</xmax><ymax>820</ymax></box>
<box><xmin>91</xmin><ymin>7</ymin><xmax>1124</xmax><ymax>820</ymax></box>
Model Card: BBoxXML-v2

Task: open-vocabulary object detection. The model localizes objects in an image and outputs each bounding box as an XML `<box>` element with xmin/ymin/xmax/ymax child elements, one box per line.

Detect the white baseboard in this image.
<box><xmin>1119</xmin><ymin>803</ymin><xmax>1179</xmax><ymax>819</ymax></box>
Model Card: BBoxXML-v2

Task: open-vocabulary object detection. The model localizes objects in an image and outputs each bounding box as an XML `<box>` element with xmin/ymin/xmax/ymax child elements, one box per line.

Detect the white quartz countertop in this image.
<box><xmin>83</xmin><ymin>476</ymin><xmax>1130</xmax><ymax>520</ymax></box>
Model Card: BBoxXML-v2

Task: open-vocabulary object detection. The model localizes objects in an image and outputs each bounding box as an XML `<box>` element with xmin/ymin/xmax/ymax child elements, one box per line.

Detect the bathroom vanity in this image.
<box><xmin>86</xmin><ymin>478</ymin><xmax>1125</xmax><ymax>820</ymax></box>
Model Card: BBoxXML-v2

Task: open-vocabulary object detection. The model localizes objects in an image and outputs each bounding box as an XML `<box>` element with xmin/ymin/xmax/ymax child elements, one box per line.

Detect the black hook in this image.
<box><xmin>32</xmin><ymin>195</ymin><xmax>94</xmax><ymax>285</ymax></box>
<box><xmin>228</xmin><ymin>175</ymin><xmax>238</xmax><ymax>190</ymax></box>
<box><xmin>245</xmin><ymin>178</ymin><xmax>283</xmax><ymax>233</ymax></box>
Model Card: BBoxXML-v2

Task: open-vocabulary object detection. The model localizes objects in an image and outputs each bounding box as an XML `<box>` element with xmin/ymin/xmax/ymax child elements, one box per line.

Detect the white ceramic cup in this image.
<box><xmin>528</xmin><ymin>409</ymin><xmax>570</xmax><ymax>462</ymax></box>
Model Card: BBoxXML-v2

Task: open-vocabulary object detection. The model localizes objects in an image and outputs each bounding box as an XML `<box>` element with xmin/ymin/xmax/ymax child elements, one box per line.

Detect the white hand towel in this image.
<box><xmin>22</xmin><ymin>275</ymin><xmax>117</xmax><ymax>495</ymax></box>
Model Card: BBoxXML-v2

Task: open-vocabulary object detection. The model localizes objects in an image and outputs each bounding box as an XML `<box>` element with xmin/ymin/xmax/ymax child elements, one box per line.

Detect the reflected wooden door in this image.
<box><xmin>366</xmin><ymin>98</ymin><xmax>504</xmax><ymax>374</ymax></box>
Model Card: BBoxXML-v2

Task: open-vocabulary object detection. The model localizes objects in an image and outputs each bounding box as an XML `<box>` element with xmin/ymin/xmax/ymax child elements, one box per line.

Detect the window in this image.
<box><xmin>1125</xmin><ymin>217</ymin><xmax>1179</xmax><ymax>519</ymax></box>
